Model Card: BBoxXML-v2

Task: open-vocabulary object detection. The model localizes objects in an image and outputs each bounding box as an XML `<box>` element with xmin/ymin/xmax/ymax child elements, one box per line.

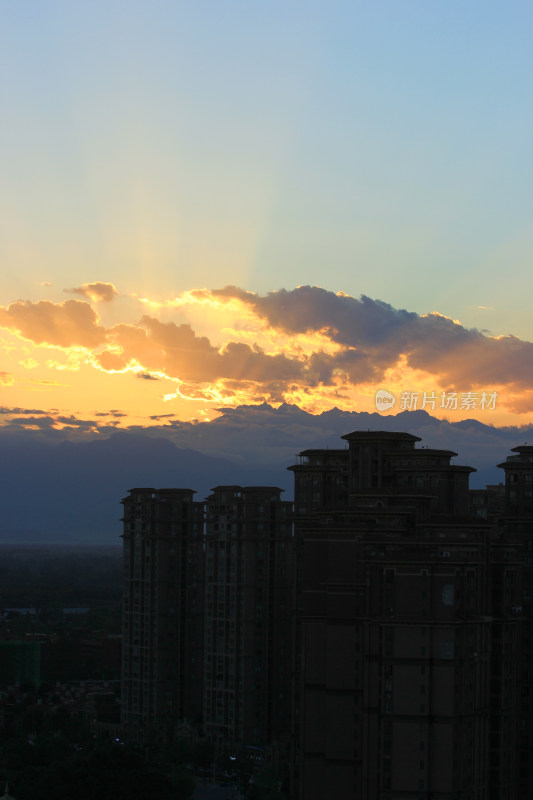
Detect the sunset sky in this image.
<box><xmin>1</xmin><ymin>1</ymin><xmax>533</xmax><ymax>431</ymax></box>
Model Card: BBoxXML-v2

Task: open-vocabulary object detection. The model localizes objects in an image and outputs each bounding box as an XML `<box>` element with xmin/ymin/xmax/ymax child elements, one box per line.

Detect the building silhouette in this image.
<box><xmin>120</xmin><ymin>431</ymin><xmax>533</xmax><ymax>799</ymax></box>
<box><xmin>289</xmin><ymin>431</ymin><xmax>525</xmax><ymax>799</ymax></box>
<box><xmin>203</xmin><ymin>486</ymin><xmax>293</xmax><ymax>751</ymax></box>
<box><xmin>121</xmin><ymin>488</ymin><xmax>204</xmax><ymax>743</ymax></box>
<box><xmin>496</xmin><ymin>445</ymin><xmax>533</xmax><ymax>797</ymax></box>
<box><xmin>121</xmin><ymin>484</ymin><xmax>293</xmax><ymax>756</ymax></box>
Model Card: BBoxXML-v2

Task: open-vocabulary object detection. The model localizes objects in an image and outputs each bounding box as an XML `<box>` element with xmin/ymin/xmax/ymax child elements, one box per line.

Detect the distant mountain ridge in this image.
<box><xmin>1</xmin><ymin>404</ymin><xmax>531</xmax><ymax>543</ymax></box>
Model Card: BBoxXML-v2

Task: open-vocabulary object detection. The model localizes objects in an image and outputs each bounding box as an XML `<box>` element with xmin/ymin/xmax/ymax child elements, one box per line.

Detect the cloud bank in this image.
<box><xmin>212</xmin><ymin>286</ymin><xmax>533</xmax><ymax>391</ymax></box>
<box><xmin>1</xmin><ymin>285</ymin><xmax>532</xmax><ymax>413</ymax></box>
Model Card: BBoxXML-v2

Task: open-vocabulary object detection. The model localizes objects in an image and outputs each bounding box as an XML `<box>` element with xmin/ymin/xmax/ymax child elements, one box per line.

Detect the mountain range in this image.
<box><xmin>1</xmin><ymin>403</ymin><xmax>531</xmax><ymax>543</ymax></box>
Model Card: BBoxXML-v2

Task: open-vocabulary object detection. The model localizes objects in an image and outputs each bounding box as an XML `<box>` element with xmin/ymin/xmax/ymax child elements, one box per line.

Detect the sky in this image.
<box><xmin>1</xmin><ymin>1</ymin><xmax>533</xmax><ymax>432</ymax></box>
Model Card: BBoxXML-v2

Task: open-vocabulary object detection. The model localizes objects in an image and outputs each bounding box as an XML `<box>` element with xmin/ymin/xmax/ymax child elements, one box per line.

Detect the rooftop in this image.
<box><xmin>341</xmin><ymin>430</ymin><xmax>422</xmax><ymax>442</ymax></box>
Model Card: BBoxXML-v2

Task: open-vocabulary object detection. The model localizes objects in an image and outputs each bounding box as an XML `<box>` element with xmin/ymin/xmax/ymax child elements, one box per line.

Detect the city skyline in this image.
<box><xmin>117</xmin><ymin>427</ymin><xmax>533</xmax><ymax>797</ymax></box>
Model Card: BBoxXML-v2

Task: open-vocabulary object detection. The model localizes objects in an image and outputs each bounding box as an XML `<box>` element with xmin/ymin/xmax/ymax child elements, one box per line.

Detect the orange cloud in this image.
<box><xmin>65</xmin><ymin>281</ymin><xmax>118</xmax><ymax>303</ymax></box>
<box><xmin>0</xmin><ymin>372</ymin><xmax>14</xmax><ymax>386</ymax></box>
<box><xmin>3</xmin><ymin>284</ymin><xmax>533</xmax><ymax>422</ymax></box>
<box><xmin>491</xmin><ymin>389</ymin><xmax>533</xmax><ymax>415</ymax></box>
<box><xmin>100</xmin><ymin>316</ymin><xmax>305</xmax><ymax>385</ymax></box>
<box><xmin>0</xmin><ymin>299</ymin><xmax>106</xmax><ymax>348</ymax></box>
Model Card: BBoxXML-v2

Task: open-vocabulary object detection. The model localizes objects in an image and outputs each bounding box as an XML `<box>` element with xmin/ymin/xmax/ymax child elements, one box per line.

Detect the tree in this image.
<box><xmin>2</xmin><ymin>736</ymin><xmax>196</xmax><ymax>800</ymax></box>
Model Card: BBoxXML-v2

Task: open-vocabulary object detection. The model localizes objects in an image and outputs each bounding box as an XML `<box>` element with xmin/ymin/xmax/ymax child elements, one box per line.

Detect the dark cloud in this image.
<box><xmin>217</xmin><ymin>286</ymin><xmax>533</xmax><ymax>392</ymax></box>
<box><xmin>0</xmin><ymin>408</ymin><xmax>120</xmax><ymax>437</ymax></box>
<box><xmin>0</xmin><ymin>406</ymin><xmax>49</xmax><ymax>416</ymax></box>
<box><xmin>55</xmin><ymin>415</ymin><xmax>100</xmax><ymax>428</ymax></box>
<box><xmin>137</xmin><ymin>373</ymin><xmax>159</xmax><ymax>381</ymax></box>
<box><xmin>217</xmin><ymin>285</ymin><xmax>429</xmax><ymax>350</ymax></box>
<box><xmin>9</xmin><ymin>415</ymin><xmax>61</xmax><ymax>429</ymax></box>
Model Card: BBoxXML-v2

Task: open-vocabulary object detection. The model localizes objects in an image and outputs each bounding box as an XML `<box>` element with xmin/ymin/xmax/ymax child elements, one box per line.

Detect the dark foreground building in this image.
<box><xmin>496</xmin><ymin>445</ymin><xmax>533</xmax><ymax>798</ymax></box>
<box><xmin>121</xmin><ymin>484</ymin><xmax>293</xmax><ymax>756</ymax></box>
<box><xmin>203</xmin><ymin>486</ymin><xmax>293</xmax><ymax>751</ymax></box>
<box><xmin>121</xmin><ymin>488</ymin><xmax>205</xmax><ymax>743</ymax></box>
<box><xmin>120</xmin><ymin>432</ymin><xmax>533</xmax><ymax>799</ymax></box>
<box><xmin>289</xmin><ymin>431</ymin><xmax>526</xmax><ymax>800</ymax></box>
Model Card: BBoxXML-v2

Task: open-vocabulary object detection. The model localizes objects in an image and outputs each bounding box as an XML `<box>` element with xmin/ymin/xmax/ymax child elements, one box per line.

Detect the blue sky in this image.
<box><xmin>2</xmin><ymin>1</ymin><xmax>531</xmax><ymax>324</ymax></box>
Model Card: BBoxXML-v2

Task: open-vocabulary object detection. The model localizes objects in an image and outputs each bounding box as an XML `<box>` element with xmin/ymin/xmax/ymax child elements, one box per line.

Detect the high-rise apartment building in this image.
<box><xmin>121</xmin><ymin>483</ymin><xmax>294</xmax><ymax>755</ymax></box>
<box><xmin>497</xmin><ymin>445</ymin><xmax>533</xmax><ymax>797</ymax></box>
<box><xmin>289</xmin><ymin>431</ymin><xmax>524</xmax><ymax>800</ymax></box>
<box><xmin>121</xmin><ymin>487</ymin><xmax>205</xmax><ymax>744</ymax></box>
<box><xmin>203</xmin><ymin>486</ymin><xmax>293</xmax><ymax>752</ymax></box>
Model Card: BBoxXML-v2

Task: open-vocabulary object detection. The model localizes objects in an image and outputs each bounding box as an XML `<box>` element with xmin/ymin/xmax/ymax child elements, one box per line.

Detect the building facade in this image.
<box><xmin>203</xmin><ymin>486</ymin><xmax>293</xmax><ymax>751</ymax></box>
<box><xmin>289</xmin><ymin>431</ymin><xmax>524</xmax><ymax>800</ymax></box>
<box><xmin>497</xmin><ymin>445</ymin><xmax>533</xmax><ymax>797</ymax></box>
<box><xmin>121</xmin><ymin>487</ymin><xmax>205</xmax><ymax>743</ymax></box>
<box><xmin>121</xmin><ymin>483</ymin><xmax>294</xmax><ymax>756</ymax></box>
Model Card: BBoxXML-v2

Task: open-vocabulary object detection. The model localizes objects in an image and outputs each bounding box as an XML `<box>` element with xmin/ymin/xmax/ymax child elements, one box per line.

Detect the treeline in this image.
<box><xmin>0</xmin><ymin>734</ymin><xmax>194</xmax><ymax>800</ymax></box>
<box><xmin>0</xmin><ymin>548</ymin><xmax>122</xmax><ymax>608</ymax></box>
